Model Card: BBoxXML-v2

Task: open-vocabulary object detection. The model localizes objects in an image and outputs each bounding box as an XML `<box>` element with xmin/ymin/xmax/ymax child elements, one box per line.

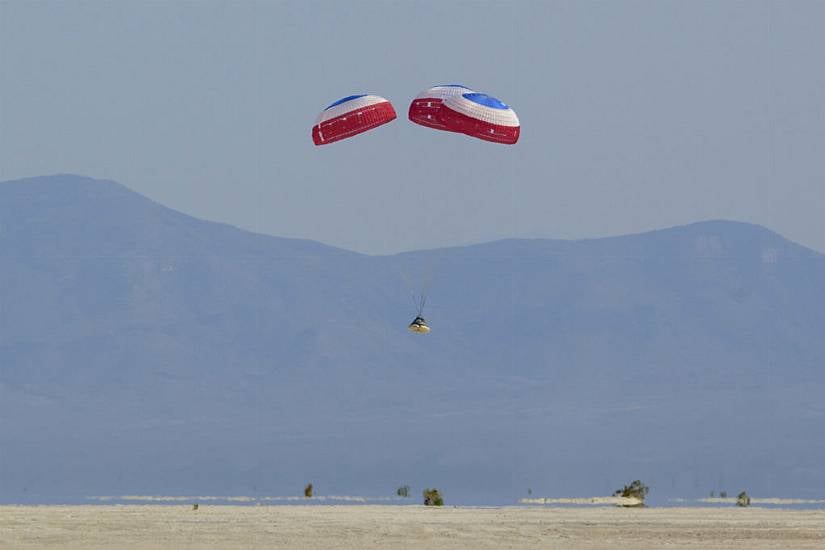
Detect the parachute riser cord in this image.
<box><xmin>410</xmin><ymin>292</ymin><xmax>426</xmax><ymax>317</ymax></box>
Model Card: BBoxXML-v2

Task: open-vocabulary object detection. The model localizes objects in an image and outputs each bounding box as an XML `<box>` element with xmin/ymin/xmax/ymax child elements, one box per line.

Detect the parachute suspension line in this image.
<box><xmin>410</xmin><ymin>292</ymin><xmax>426</xmax><ymax>317</ymax></box>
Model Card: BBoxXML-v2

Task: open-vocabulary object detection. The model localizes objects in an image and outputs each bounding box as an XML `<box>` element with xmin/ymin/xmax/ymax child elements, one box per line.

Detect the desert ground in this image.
<box><xmin>1</xmin><ymin>505</ymin><xmax>824</xmax><ymax>549</ymax></box>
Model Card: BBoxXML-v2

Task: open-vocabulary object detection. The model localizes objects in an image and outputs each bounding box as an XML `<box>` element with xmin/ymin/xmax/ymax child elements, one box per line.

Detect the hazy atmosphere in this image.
<box><xmin>2</xmin><ymin>0</ymin><xmax>824</xmax><ymax>254</ymax></box>
<box><xmin>2</xmin><ymin>2</ymin><xmax>825</xmax><ymax>548</ymax></box>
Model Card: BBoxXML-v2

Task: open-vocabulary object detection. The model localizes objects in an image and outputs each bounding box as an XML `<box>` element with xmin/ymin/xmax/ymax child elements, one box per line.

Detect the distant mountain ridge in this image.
<box><xmin>1</xmin><ymin>174</ymin><xmax>824</xmax><ymax>504</ymax></box>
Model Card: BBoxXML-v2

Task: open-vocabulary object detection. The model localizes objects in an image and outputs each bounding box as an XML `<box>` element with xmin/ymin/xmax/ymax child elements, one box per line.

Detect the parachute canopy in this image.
<box><xmin>312</xmin><ymin>94</ymin><xmax>396</xmax><ymax>146</ymax></box>
<box><xmin>408</xmin><ymin>84</ymin><xmax>473</xmax><ymax>132</ymax></box>
<box><xmin>440</xmin><ymin>92</ymin><xmax>520</xmax><ymax>144</ymax></box>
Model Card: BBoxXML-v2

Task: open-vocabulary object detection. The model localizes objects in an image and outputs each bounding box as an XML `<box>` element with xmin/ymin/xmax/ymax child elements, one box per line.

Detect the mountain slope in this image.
<box><xmin>1</xmin><ymin>175</ymin><xmax>824</xmax><ymax>503</ymax></box>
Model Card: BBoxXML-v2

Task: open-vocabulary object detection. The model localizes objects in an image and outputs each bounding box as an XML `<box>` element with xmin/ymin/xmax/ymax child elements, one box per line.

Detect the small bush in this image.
<box><xmin>614</xmin><ymin>480</ymin><xmax>649</xmax><ymax>501</ymax></box>
<box><xmin>720</xmin><ymin>491</ymin><xmax>728</xmax><ymax>498</ymax></box>
<box><xmin>423</xmin><ymin>488</ymin><xmax>443</xmax><ymax>506</ymax></box>
<box><xmin>736</xmin><ymin>491</ymin><xmax>750</xmax><ymax>507</ymax></box>
<box><xmin>304</xmin><ymin>483</ymin><xmax>313</xmax><ymax>498</ymax></box>
<box><xmin>397</xmin><ymin>485</ymin><xmax>410</xmax><ymax>498</ymax></box>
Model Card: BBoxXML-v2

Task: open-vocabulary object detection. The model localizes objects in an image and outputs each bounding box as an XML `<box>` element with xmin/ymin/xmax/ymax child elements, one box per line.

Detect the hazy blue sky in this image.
<box><xmin>1</xmin><ymin>1</ymin><xmax>823</xmax><ymax>254</ymax></box>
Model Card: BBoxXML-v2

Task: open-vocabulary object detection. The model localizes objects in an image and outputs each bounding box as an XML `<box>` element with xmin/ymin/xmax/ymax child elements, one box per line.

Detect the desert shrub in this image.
<box><xmin>397</xmin><ymin>485</ymin><xmax>410</xmax><ymax>498</ymax></box>
<box><xmin>423</xmin><ymin>488</ymin><xmax>443</xmax><ymax>506</ymax></box>
<box><xmin>736</xmin><ymin>491</ymin><xmax>750</xmax><ymax>507</ymax></box>
<box><xmin>304</xmin><ymin>483</ymin><xmax>313</xmax><ymax>498</ymax></box>
<box><xmin>614</xmin><ymin>480</ymin><xmax>649</xmax><ymax>502</ymax></box>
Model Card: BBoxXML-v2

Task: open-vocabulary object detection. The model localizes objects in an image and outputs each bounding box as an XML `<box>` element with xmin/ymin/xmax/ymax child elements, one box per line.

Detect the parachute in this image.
<box><xmin>408</xmin><ymin>84</ymin><xmax>473</xmax><ymax>132</ymax></box>
<box><xmin>439</xmin><ymin>92</ymin><xmax>520</xmax><ymax>144</ymax></box>
<box><xmin>313</xmin><ymin>86</ymin><xmax>520</xmax><ymax>334</ymax></box>
<box><xmin>312</xmin><ymin>94</ymin><xmax>397</xmax><ymax>146</ymax></box>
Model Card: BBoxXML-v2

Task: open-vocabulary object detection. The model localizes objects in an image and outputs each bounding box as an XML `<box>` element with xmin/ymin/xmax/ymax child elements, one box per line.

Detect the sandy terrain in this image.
<box><xmin>1</xmin><ymin>505</ymin><xmax>824</xmax><ymax>549</ymax></box>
